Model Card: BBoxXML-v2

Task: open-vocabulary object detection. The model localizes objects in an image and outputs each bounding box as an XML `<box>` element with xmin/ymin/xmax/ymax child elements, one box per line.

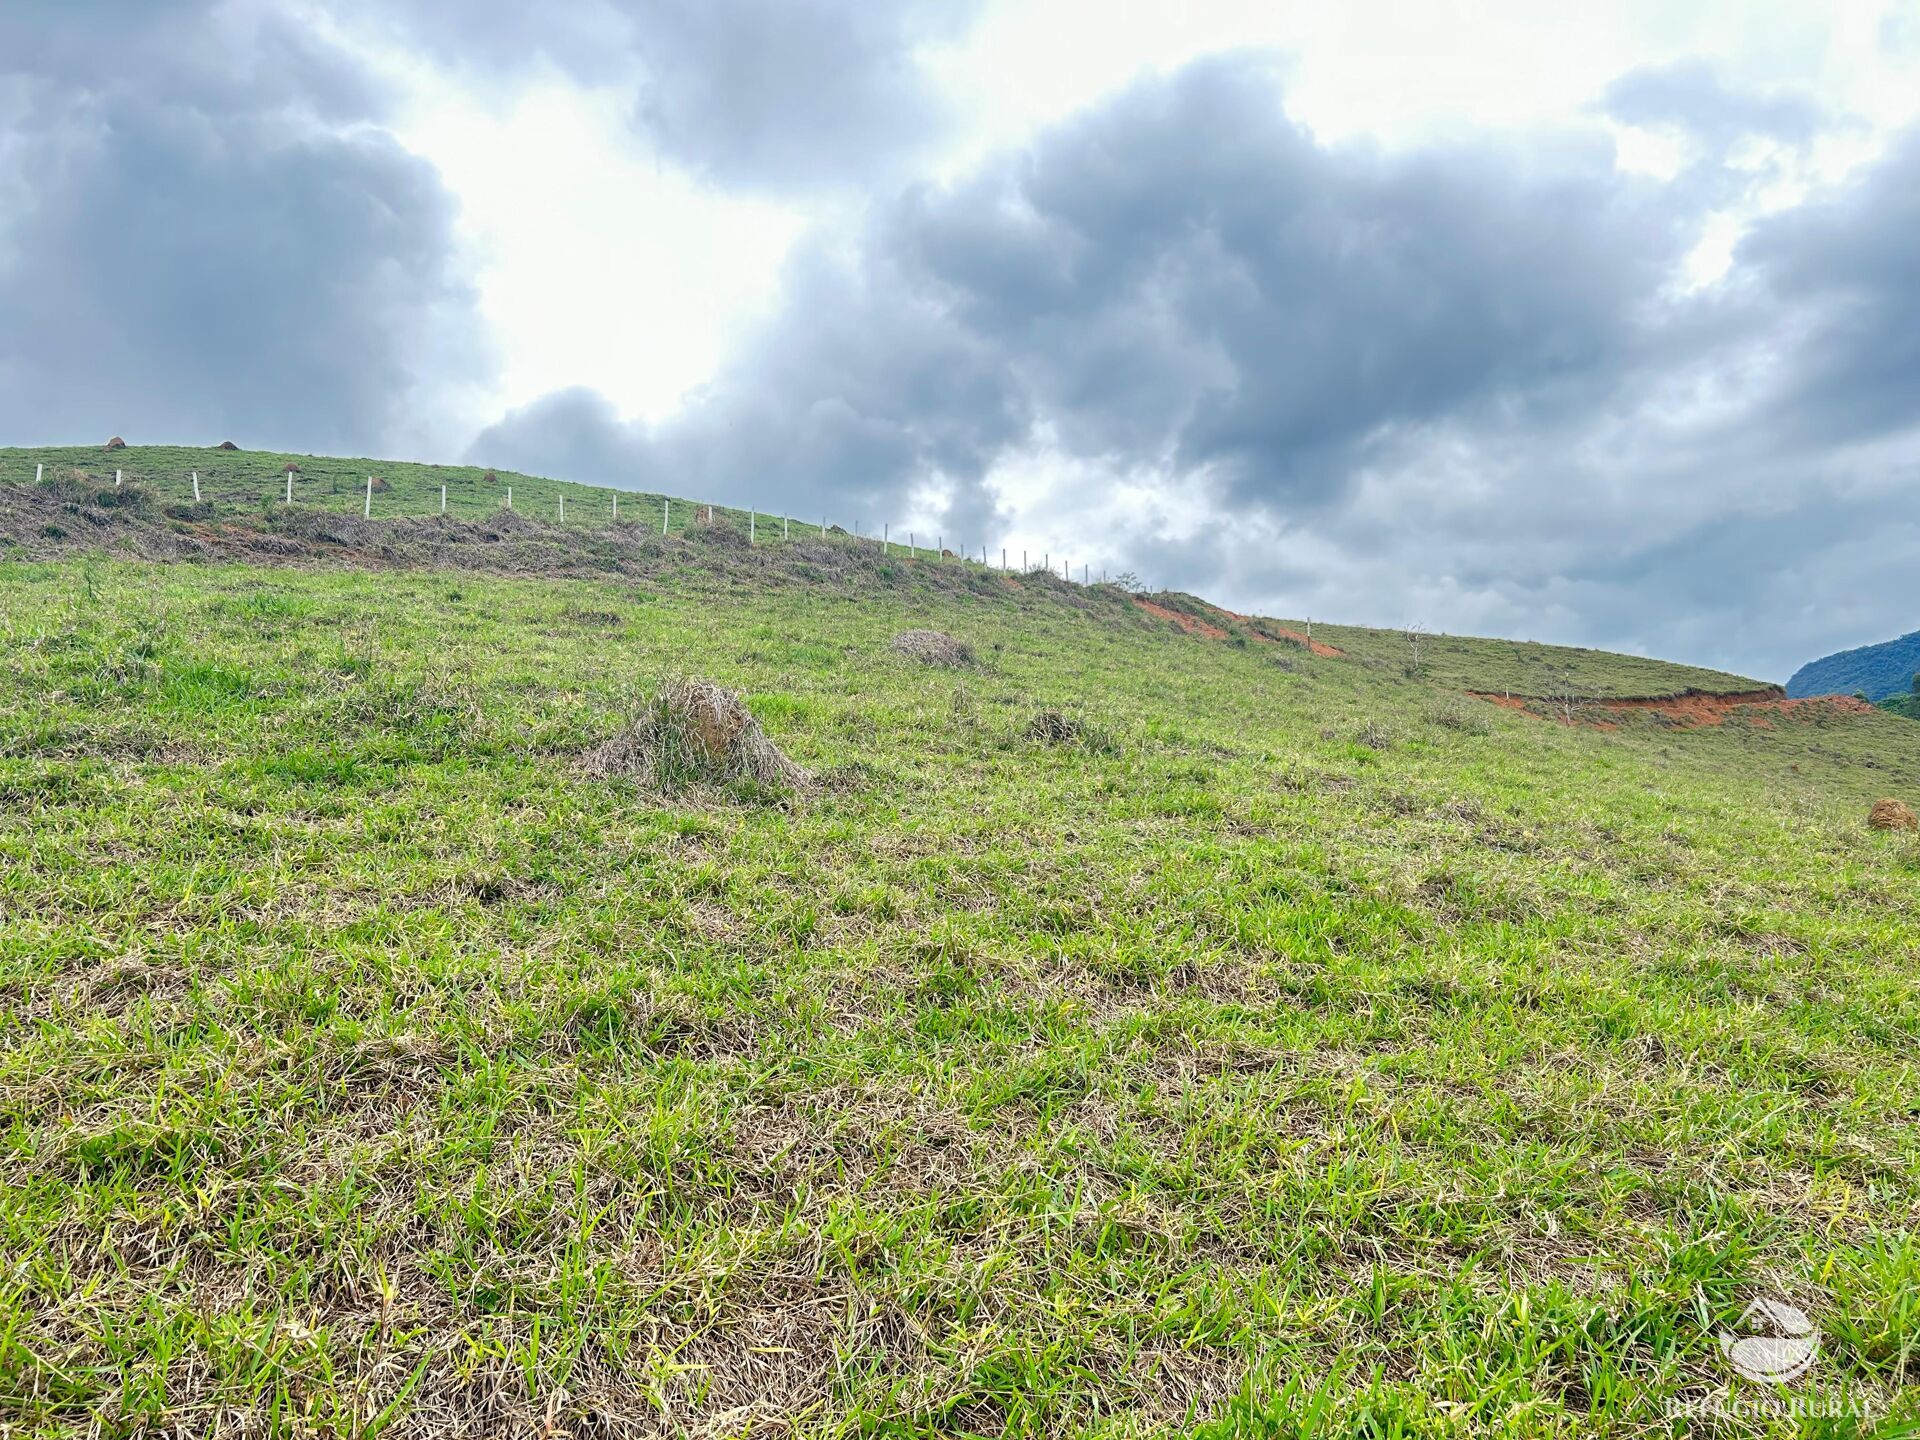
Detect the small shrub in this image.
<box><xmin>1025</xmin><ymin>708</ymin><xmax>1083</xmax><ymax>745</ymax></box>
<box><xmin>1426</xmin><ymin>700</ymin><xmax>1493</xmax><ymax>736</ymax></box>
<box><xmin>94</xmin><ymin>484</ymin><xmax>149</xmax><ymax>511</ymax></box>
<box><xmin>1356</xmin><ymin>719</ymin><xmax>1392</xmax><ymax>750</ymax></box>
<box><xmin>891</xmin><ymin>630</ymin><xmax>974</xmax><ymax>667</ymax></box>
<box><xmin>1023</xmin><ymin>707</ymin><xmax>1118</xmax><ymax>752</ymax></box>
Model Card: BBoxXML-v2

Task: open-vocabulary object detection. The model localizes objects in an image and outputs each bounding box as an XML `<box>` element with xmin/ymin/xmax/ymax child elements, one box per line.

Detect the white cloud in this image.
<box><xmin>393</xmin><ymin>81</ymin><xmax>803</xmax><ymax>427</ymax></box>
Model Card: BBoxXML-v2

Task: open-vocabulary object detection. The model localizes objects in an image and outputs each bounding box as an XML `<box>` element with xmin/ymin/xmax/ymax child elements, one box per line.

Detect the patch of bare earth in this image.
<box><xmin>1134</xmin><ymin>597</ymin><xmax>1228</xmax><ymax>640</ymax></box>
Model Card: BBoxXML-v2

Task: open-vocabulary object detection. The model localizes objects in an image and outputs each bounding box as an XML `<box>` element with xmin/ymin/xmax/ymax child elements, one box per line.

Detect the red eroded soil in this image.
<box><xmin>1469</xmin><ymin>687</ymin><xmax>1877</xmax><ymax>730</ymax></box>
<box><xmin>1137</xmin><ymin>598</ymin><xmax>1347</xmax><ymax>655</ymax></box>
<box><xmin>1250</xmin><ymin>620</ymin><xmax>1345</xmax><ymax>657</ymax></box>
<box><xmin>1212</xmin><ymin>605</ymin><xmax>1344</xmax><ymax>657</ymax></box>
<box><xmin>1136</xmin><ymin>597</ymin><xmax>1228</xmax><ymax>640</ymax></box>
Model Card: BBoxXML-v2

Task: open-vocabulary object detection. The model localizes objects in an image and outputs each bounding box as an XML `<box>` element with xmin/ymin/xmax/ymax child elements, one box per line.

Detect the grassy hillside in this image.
<box><xmin>1790</xmin><ymin>629</ymin><xmax>1920</xmax><ymax>703</ymax></box>
<box><xmin>1272</xmin><ymin>618</ymin><xmax>1766</xmax><ymax>700</ymax></box>
<box><xmin>0</xmin><ymin>443</ymin><xmax>851</xmax><ymax>545</ymax></box>
<box><xmin>2</xmin><ymin>533</ymin><xmax>1918</xmax><ymax>1436</ymax></box>
<box><xmin>0</xmin><ymin>444</ymin><xmax>1787</xmax><ymax>705</ymax></box>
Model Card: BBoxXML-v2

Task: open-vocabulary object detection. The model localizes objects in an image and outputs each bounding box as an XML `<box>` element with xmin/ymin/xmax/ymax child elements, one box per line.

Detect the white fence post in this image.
<box><xmin>784</xmin><ymin>515</ymin><xmax>789</xmax><ymax>539</ymax></box>
<box><xmin>192</xmin><ymin>471</ymin><xmax>200</xmax><ymax>501</ymax></box>
<box><xmin>506</xmin><ymin>486</ymin><xmax>512</xmax><ymax>509</ymax></box>
<box><xmin>364</xmin><ymin>475</ymin><xmax>372</xmax><ymax>517</ymax></box>
<box><xmin>441</xmin><ymin>484</ymin><xmax>447</xmax><ymax>513</ymax></box>
<box><xmin>559</xmin><ymin>495</ymin><xmax>565</xmax><ymax>523</ymax></box>
<box><xmin>1001</xmin><ymin>548</ymin><xmax>1007</xmax><ymax>571</ymax></box>
<box><xmin>116</xmin><ymin>470</ymin><xmax>123</xmax><ymax>486</ymax></box>
<box><xmin>750</xmin><ymin>509</ymin><xmax>756</xmax><ymax>542</ymax></box>
<box><xmin>663</xmin><ymin>498</ymin><xmax>670</xmax><ymax>533</ymax></box>
<box><xmin>286</xmin><ymin>470</ymin><xmax>292</xmax><ymax>504</ymax></box>
<box><xmin>34</xmin><ymin>463</ymin><xmax>42</xmax><ymax>483</ymax></box>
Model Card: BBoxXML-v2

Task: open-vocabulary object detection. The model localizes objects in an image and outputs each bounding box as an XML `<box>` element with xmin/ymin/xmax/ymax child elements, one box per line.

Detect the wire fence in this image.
<box><xmin>2</xmin><ymin>452</ymin><xmax>1138</xmax><ymax>588</ymax></box>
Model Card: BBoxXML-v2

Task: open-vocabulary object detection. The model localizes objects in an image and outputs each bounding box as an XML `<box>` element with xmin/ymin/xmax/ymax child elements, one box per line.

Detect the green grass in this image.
<box><xmin>1280</xmin><ymin>619</ymin><xmax>1767</xmax><ymax>699</ymax></box>
<box><xmin>2</xmin><ymin>534</ymin><xmax>1919</xmax><ymax>1434</ymax></box>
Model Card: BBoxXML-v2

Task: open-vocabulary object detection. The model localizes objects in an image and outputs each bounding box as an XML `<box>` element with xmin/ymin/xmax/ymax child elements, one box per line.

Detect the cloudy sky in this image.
<box><xmin>3</xmin><ymin>1</ymin><xmax>1917</xmax><ymax>679</ymax></box>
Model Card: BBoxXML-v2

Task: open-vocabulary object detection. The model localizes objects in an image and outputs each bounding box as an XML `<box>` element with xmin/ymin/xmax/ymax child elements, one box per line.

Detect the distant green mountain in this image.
<box><xmin>1787</xmin><ymin>629</ymin><xmax>1920</xmax><ymax>702</ymax></box>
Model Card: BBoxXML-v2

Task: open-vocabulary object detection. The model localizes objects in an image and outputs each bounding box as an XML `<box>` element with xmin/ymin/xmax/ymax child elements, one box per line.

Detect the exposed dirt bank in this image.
<box><xmin>1136</xmin><ymin>597</ymin><xmax>1229</xmax><ymax>640</ymax></box>
<box><xmin>1471</xmin><ymin>687</ymin><xmax>1877</xmax><ymax>730</ymax></box>
<box><xmin>1134</xmin><ymin>598</ymin><xmax>1347</xmax><ymax>656</ymax></box>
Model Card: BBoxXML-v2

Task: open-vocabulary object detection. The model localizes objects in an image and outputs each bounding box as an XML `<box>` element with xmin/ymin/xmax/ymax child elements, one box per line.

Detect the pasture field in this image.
<box><xmin>1</xmin><ymin>528</ymin><xmax>1918</xmax><ymax>1434</ymax></box>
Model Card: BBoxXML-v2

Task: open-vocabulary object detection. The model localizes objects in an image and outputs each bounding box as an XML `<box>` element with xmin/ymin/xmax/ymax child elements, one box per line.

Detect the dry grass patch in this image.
<box><xmin>889</xmin><ymin>629</ymin><xmax>975</xmax><ymax>666</ymax></box>
<box><xmin>1868</xmin><ymin>797</ymin><xmax>1918</xmax><ymax>831</ymax></box>
<box><xmin>582</xmin><ymin>677</ymin><xmax>809</xmax><ymax>797</ymax></box>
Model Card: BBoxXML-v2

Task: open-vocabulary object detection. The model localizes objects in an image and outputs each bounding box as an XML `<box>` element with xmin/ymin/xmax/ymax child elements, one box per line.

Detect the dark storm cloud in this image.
<box><xmin>479</xmin><ymin>56</ymin><xmax>1699</xmax><ymax>536</ymax></box>
<box><xmin>0</xmin><ymin>0</ymin><xmax>486</xmax><ymax>453</ymax></box>
<box><xmin>1736</xmin><ymin>128</ymin><xmax>1920</xmax><ymax>448</ymax></box>
<box><xmin>913</xmin><ymin>58</ymin><xmax>1694</xmax><ymax>509</ymax></box>
<box><xmin>374</xmin><ymin>0</ymin><xmax>981</xmax><ymax>190</ymax></box>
